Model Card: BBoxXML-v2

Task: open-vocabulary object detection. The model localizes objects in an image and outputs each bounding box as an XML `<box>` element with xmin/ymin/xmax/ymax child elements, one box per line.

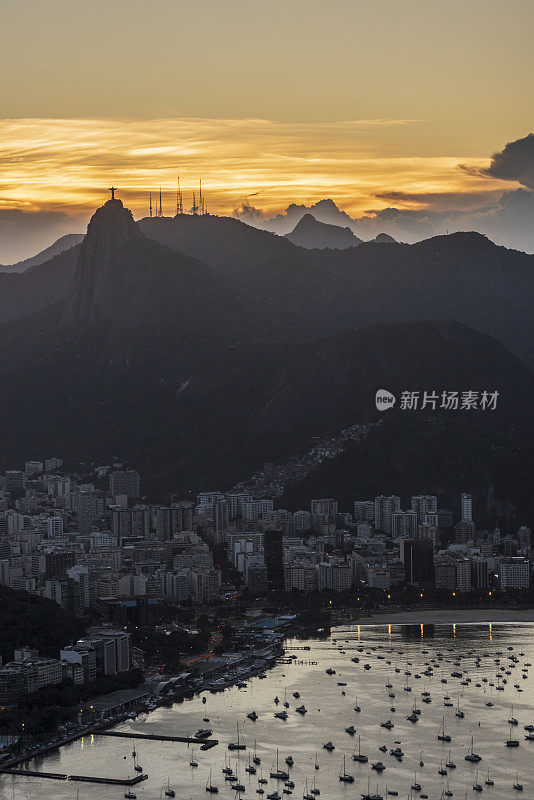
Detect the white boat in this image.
<box><xmin>352</xmin><ymin>735</ymin><xmax>368</xmax><ymax>763</ymax></box>
<box><xmin>473</xmin><ymin>771</ymin><xmax>483</xmax><ymax>792</ymax></box>
<box><xmin>507</xmin><ymin>725</ymin><xmax>520</xmax><ymax>747</ymax></box>
<box><xmin>411</xmin><ymin>768</ymin><xmax>421</xmax><ymax>791</ymax></box>
<box><xmin>132</xmin><ymin>748</ymin><xmax>143</xmax><ymax>773</ymax></box>
<box><xmin>233</xmin><ymin>764</ymin><xmax>245</xmax><ymax>793</ymax></box>
<box><xmin>339</xmin><ymin>755</ymin><xmax>354</xmax><ymax>783</ymax></box>
<box><xmin>228</xmin><ymin>723</ymin><xmax>246</xmax><ymax>751</ymax></box>
<box><xmin>246</xmin><ymin>753</ymin><xmax>257</xmax><ymax>774</ymax></box>
<box><xmin>437</xmin><ymin>717</ymin><xmax>451</xmax><ymax>742</ymax></box>
<box><xmin>253</xmin><ymin>739</ymin><xmax>261</xmax><ymax>764</ymax></box>
<box><xmin>361</xmin><ymin>776</ymin><xmax>383</xmax><ymax>800</ymax></box>
<box><xmin>270</xmin><ymin>749</ymin><xmax>290</xmax><ymax>780</ymax></box>
<box><xmin>465</xmin><ymin>736</ymin><xmax>482</xmax><ymax>762</ymax></box>
<box><xmin>513</xmin><ymin>773</ymin><xmax>523</xmax><ymax>791</ymax></box>
<box><xmin>206</xmin><ymin>769</ymin><xmax>219</xmax><ymax>793</ymax></box>
<box><xmin>302</xmin><ymin>779</ymin><xmax>314</xmax><ymax>800</ymax></box>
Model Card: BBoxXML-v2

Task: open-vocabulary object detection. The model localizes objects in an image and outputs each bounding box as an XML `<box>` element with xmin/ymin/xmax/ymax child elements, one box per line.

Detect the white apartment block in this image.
<box><xmin>500</xmin><ymin>558</ymin><xmax>529</xmax><ymax>589</ymax></box>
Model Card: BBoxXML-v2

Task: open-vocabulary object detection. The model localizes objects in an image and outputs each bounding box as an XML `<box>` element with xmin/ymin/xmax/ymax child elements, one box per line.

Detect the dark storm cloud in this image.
<box><xmin>374</xmin><ymin>190</ymin><xmax>501</xmax><ymax>211</ymax></box>
<box><xmin>460</xmin><ymin>133</ymin><xmax>534</xmax><ymax>189</ymax></box>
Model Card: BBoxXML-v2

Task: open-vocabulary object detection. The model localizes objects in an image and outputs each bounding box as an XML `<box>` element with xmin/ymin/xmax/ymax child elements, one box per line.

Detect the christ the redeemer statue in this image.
<box><xmin>108</xmin><ymin>187</ymin><xmax>117</xmax><ymax>200</ymax></box>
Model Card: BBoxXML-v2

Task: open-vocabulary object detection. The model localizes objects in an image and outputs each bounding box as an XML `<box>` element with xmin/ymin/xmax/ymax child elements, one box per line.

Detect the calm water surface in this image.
<box><xmin>3</xmin><ymin>622</ymin><xmax>534</xmax><ymax>799</ymax></box>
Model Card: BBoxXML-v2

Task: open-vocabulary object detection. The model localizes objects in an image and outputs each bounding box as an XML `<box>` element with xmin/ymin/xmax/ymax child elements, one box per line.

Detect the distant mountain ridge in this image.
<box><xmin>139</xmin><ymin>212</ymin><xmax>297</xmax><ymax>273</ymax></box>
<box><xmin>1</xmin><ymin>210</ymin><xmax>533</xmax><ymax>367</ymax></box>
<box><xmin>373</xmin><ymin>232</ymin><xmax>396</xmax><ymax>243</ymax></box>
<box><xmin>0</xmin><ymin>199</ymin><xmax>532</xmax><ymax>505</ymax></box>
<box><xmin>0</xmin><ymin>244</ymin><xmax>80</xmax><ymax>323</ymax></box>
<box><xmin>284</xmin><ymin>213</ymin><xmax>363</xmax><ymax>249</ymax></box>
<box><xmin>0</xmin><ymin>233</ymin><xmax>84</xmax><ymax>273</ymax></box>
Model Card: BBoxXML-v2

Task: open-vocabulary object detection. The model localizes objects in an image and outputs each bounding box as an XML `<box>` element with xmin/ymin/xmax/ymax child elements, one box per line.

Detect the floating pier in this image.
<box><xmin>1</xmin><ymin>769</ymin><xmax>67</xmax><ymax>780</ymax></box>
<box><xmin>69</xmin><ymin>773</ymin><xmax>148</xmax><ymax>785</ymax></box>
<box><xmin>0</xmin><ymin>768</ymin><xmax>147</xmax><ymax>785</ymax></box>
<box><xmin>96</xmin><ymin>730</ymin><xmax>218</xmax><ymax>749</ymax></box>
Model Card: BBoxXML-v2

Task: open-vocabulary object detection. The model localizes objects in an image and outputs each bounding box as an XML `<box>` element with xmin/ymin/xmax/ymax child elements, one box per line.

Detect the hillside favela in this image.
<box><xmin>1</xmin><ymin>1</ymin><xmax>534</xmax><ymax>799</ymax></box>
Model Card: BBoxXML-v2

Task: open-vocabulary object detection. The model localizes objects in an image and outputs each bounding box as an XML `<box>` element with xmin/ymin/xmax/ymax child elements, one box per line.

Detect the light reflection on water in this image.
<box><xmin>2</xmin><ymin>622</ymin><xmax>533</xmax><ymax>799</ymax></box>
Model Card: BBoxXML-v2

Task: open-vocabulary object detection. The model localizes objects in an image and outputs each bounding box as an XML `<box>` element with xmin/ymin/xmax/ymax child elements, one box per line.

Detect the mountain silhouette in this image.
<box><xmin>0</xmin><ymin>200</ymin><xmax>532</xmax><ymax>503</ymax></box>
<box><xmin>372</xmin><ymin>232</ymin><xmax>397</xmax><ymax>243</ymax></box>
<box><xmin>0</xmin><ymin>244</ymin><xmax>80</xmax><ymax>323</ymax></box>
<box><xmin>253</xmin><ymin>319</ymin><xmax>534</xmax><ymax>435</ymax></box>
<box><xmin>284</xmin><ymin>213</ymin><xmax>363</xmax><ymax>249</ymax></box>
<box><xmin>0</xmin><ymin>233</ymin><xmax>84</xmax><ymax>274</ymax></box>
<box><xmin>2</xmin><ymin>213</ymin><xmax>534</xmax><ymax>369</ymax></box>
<box><xmin>139</xmin><ymin>213</ymin><xmax>296</xmax><ymax>273</ymax></box>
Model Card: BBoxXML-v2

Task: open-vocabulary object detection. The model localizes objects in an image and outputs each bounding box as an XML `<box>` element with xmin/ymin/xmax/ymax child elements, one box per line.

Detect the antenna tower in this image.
<box><xmin>176</xmin><ymin>175</ymin><xmax>183</xmax><ymax>215</ymax></box>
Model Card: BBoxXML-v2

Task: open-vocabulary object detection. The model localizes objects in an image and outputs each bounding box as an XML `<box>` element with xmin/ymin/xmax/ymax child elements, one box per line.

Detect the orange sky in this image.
<box><xmin>0</xmin><ymin>117</ymin><xmax>516</xmax><ymax>220</ymax></box>
<box><xmin>0</xmin><ymin>0</ymin><xmax>532</xmax><ymax>260</ymax></box>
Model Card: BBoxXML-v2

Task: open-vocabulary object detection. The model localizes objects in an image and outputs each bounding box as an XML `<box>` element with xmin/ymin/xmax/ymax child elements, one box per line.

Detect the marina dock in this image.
<box><xmin>96</xmin><ymin>730</ymin><xmax>219</xmax><ymax>749</ymax></box>
<box><xmin>1</xmin><ymin>769</ymin><xmax>67</xmax><ymax>780</ymax></box>
<box><xmin>1</xmin><ymin>768</ymin><xmax>148</xmax><ymax>785</ymax></box>
<box><xmin>69</xmin><ymin>773</ymin><xmax>148</xmax><ymax>785</ymax></box>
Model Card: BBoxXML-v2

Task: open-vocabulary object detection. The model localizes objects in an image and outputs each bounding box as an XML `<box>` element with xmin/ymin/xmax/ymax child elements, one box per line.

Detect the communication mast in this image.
<box><xmin>149</xmin><ymin>192</ymin><xmax>153</xmax><ymax>217</ymax></box>
<box><xmin>158</xmin><ymin>187</ymin><xmax>163</xmax><ymax>217</ymax></box>
<box><xmin>176</xmin><ymin>175</ymin><xmax>183</xmax><ymax>215</ymax></box>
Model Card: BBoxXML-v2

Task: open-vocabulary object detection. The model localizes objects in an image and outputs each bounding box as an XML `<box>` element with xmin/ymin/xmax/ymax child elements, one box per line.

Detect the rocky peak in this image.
<box><xmin>64</xmin><ymin>199</ymin><xmax>144</xmax><ymax>326</ymax></box>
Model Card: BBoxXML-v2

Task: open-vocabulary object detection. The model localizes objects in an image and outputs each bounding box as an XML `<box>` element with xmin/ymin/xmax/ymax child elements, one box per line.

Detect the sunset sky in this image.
<box><xmin>1</xmin><ymin>0</ymin><xmax>533</xmax><ymax>261</ymax></box>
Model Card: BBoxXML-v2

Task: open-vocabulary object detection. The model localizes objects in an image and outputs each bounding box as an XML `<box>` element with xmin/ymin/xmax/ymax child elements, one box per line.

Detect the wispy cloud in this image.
<box><xmin>0</xmin><ymin>117</ymin><xmax>511</xmax><ymax>217</ymax></box>
<box><xmin>0</xmin><ymin>118</ymin><xmax>528</xmax><ymax>261</ymax></box>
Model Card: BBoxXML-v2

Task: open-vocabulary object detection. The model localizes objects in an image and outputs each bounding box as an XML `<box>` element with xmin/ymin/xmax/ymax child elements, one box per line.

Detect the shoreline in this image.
<box><xmin>337</xmin><ymin>606</ymin><xmax>534</xmax><ymax>627</ymax></box>
<box><xmin>0</xmin><ymin>641</ymin><xmax>283</xmax><ymax>770</ymax></box>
